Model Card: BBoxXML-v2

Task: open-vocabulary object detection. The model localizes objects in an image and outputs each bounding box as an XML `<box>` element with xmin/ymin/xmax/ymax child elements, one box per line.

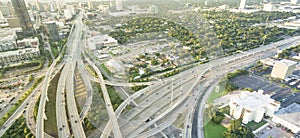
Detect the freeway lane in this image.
<box><xmin>66</xmin><ymin>61</ymin><xmax>86</xmax><ymax>138</ymax></box>
<box><xmin>36</xmin><ymin>16</ymin><xmax>78</xmax><ymax>138</ymax></box>
<box><xmin>86</xmin><ymin>58</ymin><xmax>123</xmax><ymax>138</ymax></box>
<box><xmin>0</xmin><ymin>82</ymin><xmax>44</xmax><ymax>137</ymax></box>
<box><xmin>56</xmin><ymin>63</ymin><xmax>71</xmax><ymax>138</ymax></box>
<box><xmin>190</xmin><ymin>37</ymin><xmax>300</xmax><ymax>138</ymax></box>
<box><xmin>77</xmin><ymin>48</ymin><xmax>93</xmax><ymax>120</ymax></box>
<box><xmin>100</xmin><ymin>36</ymin><xmax>300</xmax><ymax>137</ymax></box>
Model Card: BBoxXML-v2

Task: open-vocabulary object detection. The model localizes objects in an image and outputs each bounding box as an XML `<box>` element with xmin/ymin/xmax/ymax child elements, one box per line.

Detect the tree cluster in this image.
<box><xmin>223</xmin><ymin>119</ymin><xmax>254</xmax><ymax>138</ymax></box>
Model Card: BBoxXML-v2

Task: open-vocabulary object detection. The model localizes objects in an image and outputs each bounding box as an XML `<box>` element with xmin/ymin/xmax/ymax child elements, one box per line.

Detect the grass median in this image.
<box><xmin>44</xmin><ymin>72</ymin><xmax>61</xmax><ymax>137</ymax></box>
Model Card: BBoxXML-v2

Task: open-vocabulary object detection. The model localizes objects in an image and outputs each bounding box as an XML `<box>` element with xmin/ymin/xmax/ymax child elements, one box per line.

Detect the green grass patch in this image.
<box><xmin>22</xmin><ymin>58</ymin><xmax>46</xmax><ymax>75</ymax></box>
<box><xmin>34</xmin><ymin>96</ymin><xmax>41</xmax><ymax>120</ymax></box>
<box><xmin>245</xmin><ymin>120</ymin><xmax>267</xmax><ymax>131</ymax></box>
<box><xmin>1</xmin><ymin>115</ymin><xmax>34</xmax><ymax>138</ymax></box>
<box><xmin>131</xmin><ymin>85</ymin><xmax>148</xmax><ymax>92</ymax></box>
<box><xmin>84</xmin><ymin>82</ymin><xmax>109</xmax><ymax>136</ymax></box>
<box><xmin>44</xmin><ymin>72</ymin><xmax>61</xmax><ymax>137</ymax></box>
<box><xmin>51</xmin><ymin>46</ymin><xmax>59</xmax><ymax>58</ymax></box>
<box><xmin>207</xmin><ymin>80</ymin><xmax>227</xmax><ymax>103</ymax></box>
<box><xmin>85</xmin><ymin>65</ymin><xmax>98</xmax><ymax>78</ymax></box>
<box><xmin>100</xmin><ymin>64</ymin><xmax>112</xmax><ymax>75</ymax></box>
<box><xmin>108</xmin><ymin>51</ymin><xmax>115</xmax><ymax>57</ymax></box>
<box><xmin>204</xmin><ymin>121</ymin><xmax>227</xmax><ymax>138</ymax></box>
<box><xmin>107</xmin><ymin>86</ymin><xmax>123</xmax><ymax>110</ymax></box>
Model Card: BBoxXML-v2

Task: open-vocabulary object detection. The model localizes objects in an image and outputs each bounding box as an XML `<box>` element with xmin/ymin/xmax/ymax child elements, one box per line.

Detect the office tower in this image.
<box><xmin>7</xmin><ymin>2</ymin><xmax>15</xmax><ymax>16</ymax></box>
<box><xmin>46</xmin><ymin>22</ymin><xmax>60</xmax><ymax>41</ymax></box>
<box><xmin>116</xmin><ymin>0</ymin><xmax>123</xmax><ymax>11</ymax></box>
<box><xmin>0</xmin><ymin>10</ymin><xmax>4</xmax><ymax>19</ymax></box>
<box><xmin>11</xmin><ymin>0</ymin><xmax>35</xmax><ymax>36</ymax></box>
<box><xmin>35</xmin><ymin>0</ymin><xmax>45</xmax><ymax>12</ymax></box>
<box><xmin>88</xmin><ymin>0</ymin><xmax>93</xmax><ymax>10</ymax></box>
<box><xmin>55</xmin><ymin>0</ymin><xmax>61</xmax><ymax>12</ymax></box>
<box><xmin>239</xmin><ymin>0</ymin><xmax>247</xmax><ymax>10</ymax></box>
<box><xmin>271</xmin><ymin>59</ymin><xmax>297</xmax><ymax>79</ymax></box>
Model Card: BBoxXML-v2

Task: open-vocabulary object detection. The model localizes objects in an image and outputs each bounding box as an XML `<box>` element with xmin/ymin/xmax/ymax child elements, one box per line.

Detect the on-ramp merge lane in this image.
<box><xmin>86</xmin><ymin>59</ymin><xmax>123</xmax><ymax>138</ymax></box>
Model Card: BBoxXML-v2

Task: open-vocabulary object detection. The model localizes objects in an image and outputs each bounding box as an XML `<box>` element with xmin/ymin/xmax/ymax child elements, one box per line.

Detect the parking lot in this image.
<box><xmin>230</xmin><ymin>75</ymin><xmax>300</xmax><ymax>107</ymax></box>
<box><xmin>255</xmin><ymin>122</ymin><xmax>293</xmax><ymax>138</ymax></box>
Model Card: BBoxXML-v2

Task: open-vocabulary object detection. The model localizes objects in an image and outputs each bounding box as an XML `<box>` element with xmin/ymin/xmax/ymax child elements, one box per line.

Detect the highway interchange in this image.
<box><xmin>1</xmin><ymin>9</ymin><xmax>300</xmax><ymax>138</ymax></box>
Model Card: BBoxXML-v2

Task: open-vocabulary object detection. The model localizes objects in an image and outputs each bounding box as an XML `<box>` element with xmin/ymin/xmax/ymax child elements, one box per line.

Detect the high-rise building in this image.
<box><xmin>11</xmin><ymin>0</ymin><xmax>35</xmax><ymax>36</ymax></box>
<box><xmin>271</xmin><ymin>59</ymin><xmax>297</xmax><ymax>79</ymax></box>
<box><xmin>0</xmin><ymin>9</ymin><xmax>4</xmax><ymax>19</ymax></box>
<box><xmin>116</xmin><ymin>0</ymin><xmax>123</xmax><ymax>11</ymax></box>
<box><xmin>0</xmin><ymin>6</ymin><xmax>10</xmax><ymax>17</ymax></box>
<box><xmin>35</xmin><ymin>0</ymin><xmax>45</xmax><ymax>12</ymax></box>
<box><xmin>88</xmin><ymin>0</ymin><xmax>93</xmax><ymax>10</ymax></box>
<box><xmin>291</xmin><ymin>0</ymin><xmax>300</xmax><ymax>5</ymax></box>
<box><xmin>7</xmin><ymin>2</ymin><xmax>15</xmax><ymax>16</ymax></box>
<box><xmin>46</xmin><ymin>22</ymin><xmax>60</xmax><ymax>41</ymax></box>
<box><xmin>239</xmin><ymin>0</ymin><xmax>247</xmax><ymax>10</ymax></box>
<box><xmin>28</xmin><ymin>10</ymin><xmax>35</xmax><ymax>21</ymax></box>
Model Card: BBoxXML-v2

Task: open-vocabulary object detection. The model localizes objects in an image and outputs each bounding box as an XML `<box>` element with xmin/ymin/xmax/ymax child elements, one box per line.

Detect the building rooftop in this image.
<box><xmin>275</xmin><ymin>103</ymin><xmax>300</xmax><ymax>128</ymax></box>
<box><xmin>231</xmin><ymin>90</ymin><xmax>280</xmax><ymax>112</ymax></box>
<box><xmin>0</xmin><ymin>47</ymin><xmax>39</xmax><ymax>57</ymax></box>
<box><xmin>87</xmin><ymin>35</ymin><xmax>118</xmax><ymax>50</ymax></box>
<box><xmin>277</xmin><ymin>59</ymin><xmax>297</xmax><ymax>66</ymax></box>
<box><xmin>0</xmin><ymin>28</ymin><xmax>19</xmax><ymax>37</ymax></box>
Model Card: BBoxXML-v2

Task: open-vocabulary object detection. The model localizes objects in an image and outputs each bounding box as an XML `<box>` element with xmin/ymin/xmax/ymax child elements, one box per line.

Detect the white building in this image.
<box><xmin>260</xmin><ymin>58</ymin><xmax>276</xmax><ymax>66</ymax></box>
<box><xmin>291</xmin><ymin>0</ymin><xmax>300</xmax><ymax>5</ymax></box>
<box><xmin>116</xmin><ymin>0</ymin><xmax>123</xmax><ymax>11</ymax></box>
<box><xmin>272</xmin><ymin>103</ymin><xmax>300</xmax><ymax>133</ymax></box>
<box><xmin>229</xmin><ymin>90</ymin><xmax>280</xmax><ymax>124</ymax></box>
<box><xmin>239</xmin><ymin>0</ymin><xmax>247</xmax><ymax>10</ymax></box>
<box><xmin>88</xmin><ymin>1</ymin><xmax>93</xmax><ymax>10</ymax></box>
<box><xmin>263</xmin><ymin>3</ymin><xmax>275</xmax><ymax>11</ymax></box>
<box><xmin>64</xmin><ymin>9</ymin><xmax>72</xmax><ymax>19</ymax></box>
<box><xmin>0</xmin><ymin>47</ymin><xmax>40</xmax><ymax>63</ymax></box>
<box><xmin>0</xmin><ymin>9</ymin><xmax>4</xmax><ymax>19</ymax></box>
<box><xmin>0</xmin><ymin>29</ymin><xmax>17</xmax><ymax>52</ymax></box>
<box><xmin>271</xmin><ymin>59</ymin><xmax>297</xmax><ymax>79</ymax></box>
<box><xmin>27</xmin><ymin>10</ymin><xmax>35</xmax><ymax>21</ymax></box>
<box><xmin>16</xmin><ymin>37</ymin><xmax>39</xmax><ymax>49</ymax></box>
<box><xmin>64</xmin><ymin>5</ymin><xmax>75</xmax><ymax>19</ymax></box>
<box><xmin>105</xmin><ymin>59</ymin><xmax>125</xmax><ymax>74</ymax></box>
<box><xmin>87</xmin><ymin>35</ymin><xmax>118</xmax><ymax>50</ymax></box>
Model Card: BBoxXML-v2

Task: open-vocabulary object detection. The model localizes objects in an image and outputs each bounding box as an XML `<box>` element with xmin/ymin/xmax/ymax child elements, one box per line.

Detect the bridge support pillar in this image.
<box><xmin>43</xmin><ymin>111</ymin><xmax>47</xmax><ymax>120</ymax></box>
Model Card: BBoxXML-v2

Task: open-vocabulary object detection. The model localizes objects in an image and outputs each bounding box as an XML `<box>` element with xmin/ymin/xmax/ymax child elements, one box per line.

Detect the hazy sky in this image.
<box><xmin>0</xmin><ymin>0</ymin><xmax>115</xmax><ymax>3</ymax></box>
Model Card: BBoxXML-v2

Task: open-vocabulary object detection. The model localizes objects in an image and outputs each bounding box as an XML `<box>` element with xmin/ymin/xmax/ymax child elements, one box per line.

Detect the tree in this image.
<box><xmin>205</xmin><ymin>104</ymin><xmax>217</xmax><ymax>121</ymax></box>
<box><xmin>151</xmin><ymin>58</ymin><xmax>159</xmax><ymax>65</ymax></box>
<box><xmin>212</xmin><ymin>111</ymin><xmax>225</xmax><ymax>124</ymax></box>
<box><xmin>223</xmin><ymin>119</ymin><xmax>254</xmax><ymax>138</ymax></box>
